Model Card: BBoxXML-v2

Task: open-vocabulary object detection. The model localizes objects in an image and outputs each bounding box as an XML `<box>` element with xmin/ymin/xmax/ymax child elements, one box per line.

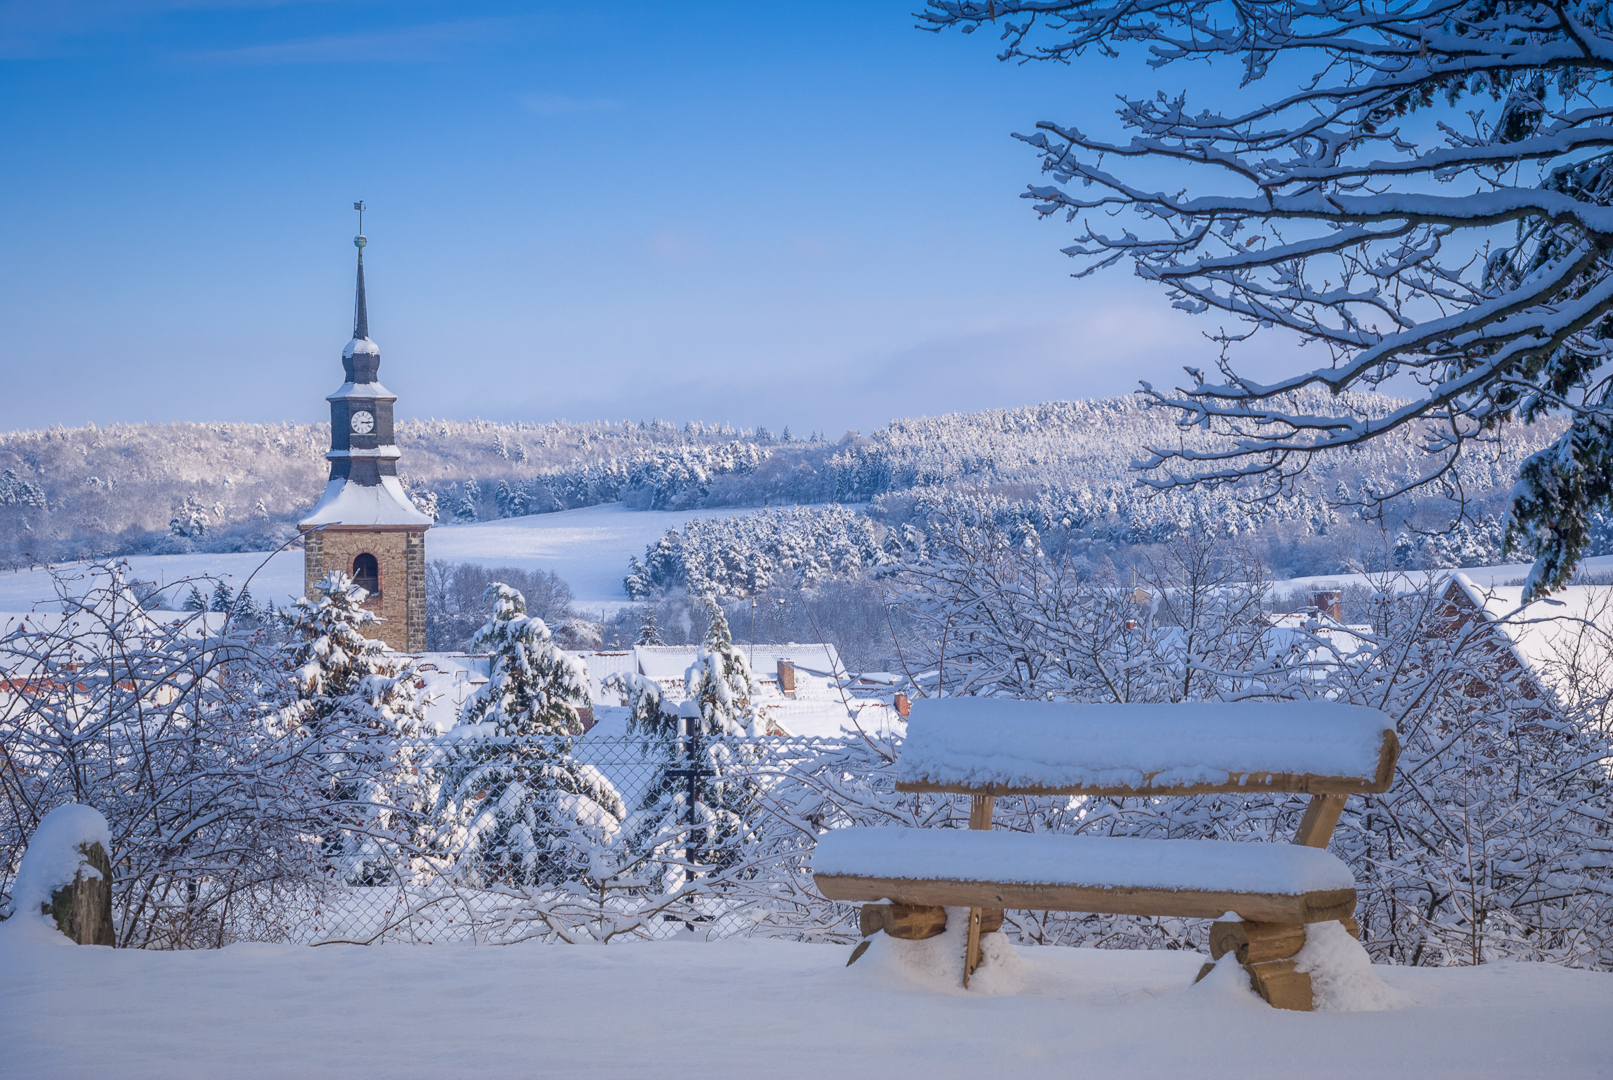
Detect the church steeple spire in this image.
<box><xmin>353</xmin><ymin>236</ymin><xmax>369</xmax><ymax>341</ymax></box>
<box><xmin>352</xmin><ymin>200</ymin><xmax>370</xmax><ymax>341</ymax></box>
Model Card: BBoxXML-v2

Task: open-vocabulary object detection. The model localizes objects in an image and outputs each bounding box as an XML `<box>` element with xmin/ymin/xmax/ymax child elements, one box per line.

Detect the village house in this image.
<box><xmin>1436</xmin><ymin>573</ymin><xmax>1613</xmax><ymax>723</ymax></box>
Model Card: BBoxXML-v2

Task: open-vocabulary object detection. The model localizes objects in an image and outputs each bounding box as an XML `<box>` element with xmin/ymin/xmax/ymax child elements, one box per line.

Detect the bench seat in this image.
<box><xmin>895</xmin><ymin>700</ymin><xmax>1398</xmax><ymax>797</ymax></box>
<box><xmin>814</xmin><ymin>826</ymin><xmax>1357</xmax><ymax>924</ymax></box>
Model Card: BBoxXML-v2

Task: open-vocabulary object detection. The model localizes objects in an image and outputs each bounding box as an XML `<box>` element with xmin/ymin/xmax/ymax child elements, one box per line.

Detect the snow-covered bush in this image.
<box><xmin>0</xmin><ymin>565</ymin><xmax>332</xmax><ymax>948</ymax></box>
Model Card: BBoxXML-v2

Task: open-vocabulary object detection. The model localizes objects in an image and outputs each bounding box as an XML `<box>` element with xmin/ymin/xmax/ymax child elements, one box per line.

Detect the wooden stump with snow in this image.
<box><xmin>5</xmin><ymin>804</ymin><xmax>116</xmax><ymax>946</ymax></box>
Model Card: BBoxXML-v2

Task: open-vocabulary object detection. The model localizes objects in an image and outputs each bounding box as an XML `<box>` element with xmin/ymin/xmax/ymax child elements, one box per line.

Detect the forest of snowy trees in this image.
<box><xmin>2</xmin><ymin>390</ymin><xmax>1597</xmax><ymax>584</ymax></box>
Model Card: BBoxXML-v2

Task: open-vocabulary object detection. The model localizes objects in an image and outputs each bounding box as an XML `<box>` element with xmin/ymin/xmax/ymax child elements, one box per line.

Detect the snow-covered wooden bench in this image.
<box><xmin>812</xmin><ymin>699</ymin><xmax>1399</xmax><ymax>1009</ymax></box>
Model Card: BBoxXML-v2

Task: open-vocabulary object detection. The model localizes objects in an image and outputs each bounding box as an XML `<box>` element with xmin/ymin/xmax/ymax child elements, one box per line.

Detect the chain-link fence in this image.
<box><xmin>256</xmin><ymin>732</ymin><xmax>900</xmax><ymax>947</ymax></box>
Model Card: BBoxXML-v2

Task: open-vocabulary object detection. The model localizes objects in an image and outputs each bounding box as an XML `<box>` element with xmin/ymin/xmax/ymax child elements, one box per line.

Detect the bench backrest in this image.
<box><xmin>894</xmin><ymin>699</ymin><xmax>1398</xmax><ymax>797</ymax></box>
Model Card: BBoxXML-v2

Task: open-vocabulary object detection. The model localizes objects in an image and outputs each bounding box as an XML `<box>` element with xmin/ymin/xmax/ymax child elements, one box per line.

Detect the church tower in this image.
<box><xmin>299</xmin><ymin>219</ymin><xmax>431</xmax><ymax>652</ymax></box>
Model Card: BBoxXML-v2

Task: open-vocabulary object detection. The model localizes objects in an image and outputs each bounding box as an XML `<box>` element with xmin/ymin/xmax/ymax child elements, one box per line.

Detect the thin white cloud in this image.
<box><xmin>518</xmin><ymin>92</ymin><xmax>620</xmax><ymax>117</ymax></box>
<box><xmin>198</xmin><ymin>16</ymin><xmax>527</xmax><ymax>65</ymax></box>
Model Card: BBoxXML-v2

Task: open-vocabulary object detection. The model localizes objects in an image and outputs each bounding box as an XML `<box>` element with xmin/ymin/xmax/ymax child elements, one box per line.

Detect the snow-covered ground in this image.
<box><xmin>0</xmin><ymin>503</ymin><xmax>757</xmax><ymax>615</ymax></box>
<box><xmin>2</xmin><ymin>927</ymin><xmax>1607</xmax><ymax>1078</ymax></box>
<box><xmin>427</xmin><ymin>501</ymin><xmax>758</xmax><ymax>611</ymax></box>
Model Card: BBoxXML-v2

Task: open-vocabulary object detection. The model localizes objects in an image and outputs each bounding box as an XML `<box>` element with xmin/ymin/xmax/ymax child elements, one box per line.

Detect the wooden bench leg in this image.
<box><xmin>1208</xmin><ymin>920</ymin><xmax>1314</xmax><ymax>1011</ymax></box>
<box><xmin>860</xmin><ymin>903</ymin><xmax>948</xmax><ymax>940</ymax></box>
<box><xmin>1246</xmin><ymin>959</ymin><xmax>1314</xmax><ymax>1011</ymax></box>
<box><xmin>1210</xmin><ymin>920</ymin><xmax>1307</xmax><ymax>965</ymax></box>
<box><xmin>962</xmin><ymin>795</ymin><xmax>995</xmax><ymax>988</ymax></box>
<box><xmin>857</xmin><ymin>903</ymin><xmax>1000</xmax><ymax>942</ymax></box>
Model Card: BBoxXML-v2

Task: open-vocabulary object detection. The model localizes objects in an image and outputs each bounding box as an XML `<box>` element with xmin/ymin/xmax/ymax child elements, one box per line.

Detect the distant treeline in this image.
<box><xmin>0</xmin><ymin>392</ymin><xmax>1583</xmax><ymax>579</ymax></box>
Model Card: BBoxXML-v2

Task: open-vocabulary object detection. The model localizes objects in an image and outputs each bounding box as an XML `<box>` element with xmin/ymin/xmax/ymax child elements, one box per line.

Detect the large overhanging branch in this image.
<box><xmin>928</xmin><ymin>0</ymin><xmax>1613</xmax><ymax>594</ymax></box>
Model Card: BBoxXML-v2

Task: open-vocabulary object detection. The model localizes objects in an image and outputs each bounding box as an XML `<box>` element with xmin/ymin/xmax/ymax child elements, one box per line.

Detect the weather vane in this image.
<box><xmin>353</xmin><ymin>200</ymin><xmax>366</xmax><ymax>250</ymax></box>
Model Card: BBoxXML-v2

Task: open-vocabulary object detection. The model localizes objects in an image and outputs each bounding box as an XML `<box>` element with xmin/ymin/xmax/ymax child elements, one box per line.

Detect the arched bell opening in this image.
<box><xmin>352</xmin><ymin>552</ymin><xmax>381</xmax><ymax>600</ymax></box>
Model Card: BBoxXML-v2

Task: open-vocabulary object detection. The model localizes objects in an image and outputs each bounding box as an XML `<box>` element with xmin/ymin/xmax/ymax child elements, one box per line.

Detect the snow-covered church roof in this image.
<box><xmin>299</xmin><ymin>477</ymin><xmax>433</xmax><ymax>528</ymax></box>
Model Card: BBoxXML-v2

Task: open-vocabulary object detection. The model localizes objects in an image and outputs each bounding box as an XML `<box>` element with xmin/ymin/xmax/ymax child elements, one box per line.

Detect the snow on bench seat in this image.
<box><xmin>895</xmin><ymin>699</ymin><xmax>1397</xmax><ymax>797</ymax></box>
<box><xmin>814</xmin><ymin>827</ymin><xmax>1358</xmax><ymax>924</ymax></box>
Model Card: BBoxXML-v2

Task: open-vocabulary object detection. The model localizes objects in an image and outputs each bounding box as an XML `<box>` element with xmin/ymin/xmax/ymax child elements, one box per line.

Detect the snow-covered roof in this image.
<box><xmin>896</xmin><ymin>699</ymin><xmax>1397</xmax><ymax>795</ymax></box>
<box><xmin>758</xmin><ymin>698</ymin><xmax>855</xmax><ymax>739</ymax></box>
<box><xmin>746</xmin><ymin>644</ymin><xmax>846</xmax><ymax>680</ymax></box>
<box><xmin>342</xmin><ymin>336</ymin><xmax>380</xmax><ymax>359</ymax></box>
<box><xmin>327</xmin><ymin>381</ymin><xmax>396</xmax><ymax>402</ymax></box>
<box><xmin>1260</xmin><ymin>612</ymin><xmax>1375</xmax><ymax>674</ymax></box>
<box><xmin>1448</xmin><ymin>574</ymin><xmax>1613</xmax><ymax>708</ymax></box>
<box><xmin>631</xmin><ymin>645</ymin><xmax>702</xmax><ymax>684</ymax></box>
<box><xmin>578</xmin><ymin>641</ymin><xmax>885</xmax><ymax>735</ymax></box>
<box><xmin>568</xmin><ymin>650</ymin><xmax>638</xmax><ymax>704</ymax></box>
<box><xmin>412</xmin><ymin>653</ymin><xmax>490</xmax><ymax>734</ymax></box>
<box><xmin>299</xmin><ymin>477</ymin><xmax>433</xmax><ymax>529</ymax></box>
<box><xmin>630</xmin><ymin>642</ymin><xmax>844</xmax><ymax>685</ymax></box>
<box><xmin>0</xmin><ymin>609</ymin><xmax>230</xmax><ymax>685</ymax></box>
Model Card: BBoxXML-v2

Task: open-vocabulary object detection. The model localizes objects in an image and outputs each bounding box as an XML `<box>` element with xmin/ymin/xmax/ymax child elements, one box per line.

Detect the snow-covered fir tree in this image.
<box><xmin>282</xmin><ymin>571</ymin><xmax>428</xmax><ymax>884</ymax></box>
<box><xmin>636</xmin><ymin>608</ymin><xmax>664</xmax><ymax>646</ymax></box>
<box><xmin>183</xmin><ymin>584</ymin><xmax>207</xmax><ymax>612</ymax></box>
<box><xmin>453</xmin><ymin>482</ymin><xmax>479</xmax><ymax>524</ymax></box>
<box><xmin>209</xmin><ymin>580</ymin><xmax>234</xmax><ymax>613</ymax></box>
<box><xmin>612</xmin><ymin>599</ymin><xmax>764</xmax><ymax>886</ymax></box>
<box><xmin>436</xmin><ymin>584</ymin><xmax>624</xmax><ymax>887</ymax></box>
<box><xmin>684</xmin><ymin>598</ymin><xmax>759</xmax><ymax>737</ymax></box>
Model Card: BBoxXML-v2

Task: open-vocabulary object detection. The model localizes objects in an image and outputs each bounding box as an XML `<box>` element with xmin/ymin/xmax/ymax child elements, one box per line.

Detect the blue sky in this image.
<box><xmin>0</xmin><ymin>1</ymin><xmax>1262</xmax><ymax>435</ymax></box>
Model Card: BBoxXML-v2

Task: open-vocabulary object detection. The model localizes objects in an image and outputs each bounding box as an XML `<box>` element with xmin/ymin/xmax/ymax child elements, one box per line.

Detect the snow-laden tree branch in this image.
<box><xmin>927</xmin><ymin>0</ymin><xmax>1613</xmax><ymax>595</ymax></box>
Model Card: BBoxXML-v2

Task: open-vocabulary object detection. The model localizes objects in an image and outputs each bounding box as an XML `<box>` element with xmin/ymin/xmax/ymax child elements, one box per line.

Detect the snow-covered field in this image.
<box><xmin>1267</xmin><ymin>554</ymin><xmax>1613</xmax><ymax>598</ymax></box>
<box><xmin>2</xmin><ymin>926</ymin><xmax>1607</xmax><ymax>1079</ymax></box>
<box><xmin>0</xmin><ymin>503</ymin><xmax>757</xmax><ymax>615</ymax></box>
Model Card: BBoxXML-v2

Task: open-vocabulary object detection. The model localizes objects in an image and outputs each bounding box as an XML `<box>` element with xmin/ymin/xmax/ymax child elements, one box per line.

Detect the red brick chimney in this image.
<box><xmin>1313</xmin><ymin>591</ymin><xmax>1343</xmax><ymax>622</ymax></box>
<box><xmin>894</xmin><ymin>692</ymin><xmax>911</xmax><ymax>718</ymax></box>
<box><xmin>776</xmin><ymin>659</ymin><xmax>796</xmax><ymax>696</ymax></box>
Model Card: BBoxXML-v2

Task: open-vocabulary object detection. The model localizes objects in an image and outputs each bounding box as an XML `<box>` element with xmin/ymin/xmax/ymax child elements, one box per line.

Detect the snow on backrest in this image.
<box><xmin>895</xmin><ymin>699</ymin><xmax>1395</xmax><ymax>795</ymax></box>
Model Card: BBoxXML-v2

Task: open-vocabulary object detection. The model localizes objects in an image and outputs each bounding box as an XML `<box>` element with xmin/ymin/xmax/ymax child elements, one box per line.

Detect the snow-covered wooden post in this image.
<box><xmin>9</xmin><ymin>804</ymin><xmax>116</xmax><ymax>946</ymax></box>
<box><xmin>45</xmin><ymin>840</ymin><xmax>115</xmax><ymax>946</ymax></box>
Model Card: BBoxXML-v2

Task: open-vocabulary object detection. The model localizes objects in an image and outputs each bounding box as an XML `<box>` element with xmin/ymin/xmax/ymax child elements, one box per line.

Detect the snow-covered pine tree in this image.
<box><xmin>636</xmin><ymin>608</ymin><xmax>665</xmax><ymax>646</ymax></box>
<box><xmin>183</xmin><ymin>584</ymin><xmax>207</xmax><ymax>612</ymax></box>
<box><xmin>617</xmin><ymin>599</ymin><xmax>764</xmax><ymax>886</ymax></box>
<box><xmin>685</xmin><ymin>598</ymin><xmax>759</xmax><ymax>737</ymax></box>
<box><xmin>453</xmin><ymin>482</ymin><xmax>479</xmax><ymax>524</ymax></box>
<box><xmin>282</xmin><ymin>571</ymin><xmax>427</xmax><ymax>884</ymax></box>
<box><xmin>436</xmin><ymin>584</ymin><xmax>624</xmax><ymax>887</ymax></box>
<box><xmin>234</xmin><ymin>585</ymin><xmax>259</xmax><ymax>624</ymax></box>
<box><xmin>209</xmin><ymin>580</ymin><xmax>234</xmax><ymax>613</ymax></box>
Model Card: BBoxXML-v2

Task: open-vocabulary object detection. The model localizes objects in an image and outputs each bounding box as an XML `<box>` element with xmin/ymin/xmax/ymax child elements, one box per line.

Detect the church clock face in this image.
<box><xmin>350</xmin><ymin>410</ymin><xmax>375</xmax><ymax>435</ymax></box>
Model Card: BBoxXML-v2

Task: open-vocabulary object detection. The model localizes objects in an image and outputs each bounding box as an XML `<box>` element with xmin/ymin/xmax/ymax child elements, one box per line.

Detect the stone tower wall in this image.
<box><xmin>301</xmin><ymin>526</ymin><xmax>427</xmax><ymax>653</ymax></box>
